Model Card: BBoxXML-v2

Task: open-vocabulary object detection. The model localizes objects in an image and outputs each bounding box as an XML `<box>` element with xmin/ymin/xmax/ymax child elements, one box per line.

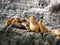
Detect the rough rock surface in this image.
<box><xmin>0</xmin><ymin>29</ymin><xmax>56</xmax><ymax>45</ymax></box>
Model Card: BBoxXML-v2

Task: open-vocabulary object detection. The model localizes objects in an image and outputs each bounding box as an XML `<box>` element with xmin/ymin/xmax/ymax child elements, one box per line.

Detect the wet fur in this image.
<box><xmin>38</xmin><ymin>18</ymin><xmax>49</xmax><ymax>33</ymax></box>
<box><xmin>20</xmin><ymin>18</ymin><xmax>30</xmax><ymax>30</ymax></box>
<box><xmin>28</xmin><ymin>15</ymin><xmax>40</xmax><ymax>32</ymax></box>
<box><xmin>2</xmin><ymin>16</ymin><xmax>26</xmax><ymax>31</ymax></box>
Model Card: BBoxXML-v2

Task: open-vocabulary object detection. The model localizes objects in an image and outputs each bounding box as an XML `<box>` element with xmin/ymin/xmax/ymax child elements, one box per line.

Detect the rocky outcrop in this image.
<box><xmin>44</xmin><ymin>13</ymin><xmax>60</xmax><ymax>28</ymax></box>
<box><xmin>0</xmin><ymin>29</ymin><xmax>56</xmax><ymax>45</ymax></box>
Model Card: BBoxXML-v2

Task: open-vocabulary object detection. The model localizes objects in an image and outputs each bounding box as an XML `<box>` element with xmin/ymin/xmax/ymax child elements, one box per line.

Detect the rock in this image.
<box><xmin>0</xmin><ymin>29</ymin><xmax>56</xmax><ymax>45</ymax></box>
